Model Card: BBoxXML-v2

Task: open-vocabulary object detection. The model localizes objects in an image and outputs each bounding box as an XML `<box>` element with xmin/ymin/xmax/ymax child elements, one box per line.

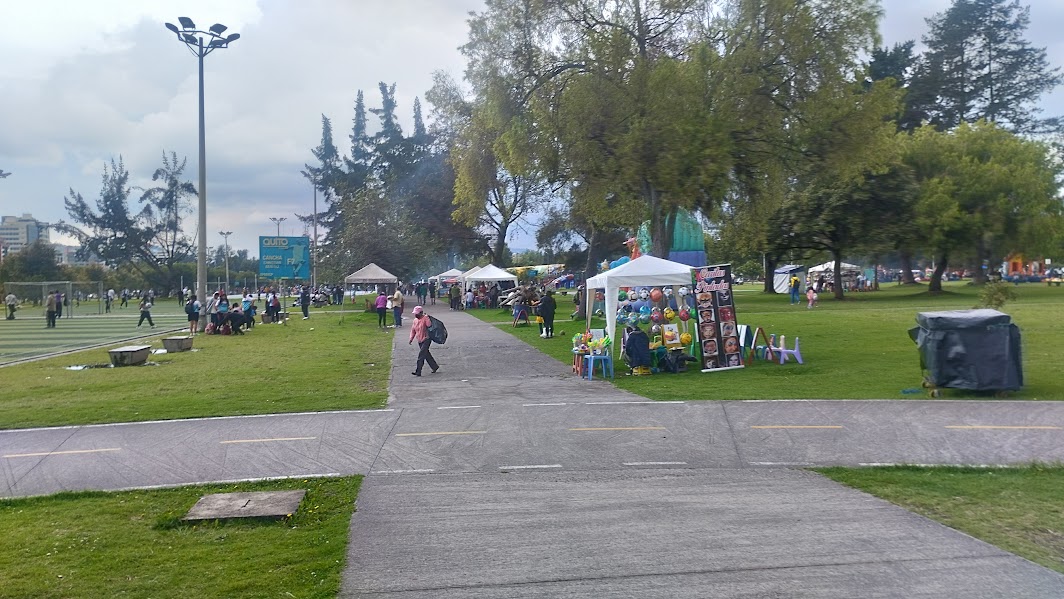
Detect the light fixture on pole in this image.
<box><xmin>269</xmin><ymin>216</ymin><xmax>287</xmax><ymax>237</ymax></box>
<box><xmin>164</xmin><ymin>16</ymin><xmax>240</xmax><ymax>330</ymax></box>
<box><xmin>219</xmin><ymin>230</ymin><xmax>232</xmax><ymax>291</ymax></box>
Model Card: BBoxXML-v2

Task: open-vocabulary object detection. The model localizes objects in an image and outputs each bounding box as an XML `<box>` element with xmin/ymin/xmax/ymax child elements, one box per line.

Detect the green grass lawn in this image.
<box><xmin>0</xmin><ymin>476</ymin><xmax>361</xmax><ymax>598</ymax></box>
<box><xmin>817</xmin><ymin>465</ymin><xmax>1064</xmax><ymax>574</ymax></box>
<box><xmin>470</xmin><ymin>282</ymin><xmax>1064</xmax><ymax>400</ymax></box>
<box><xmin>0</xmin><ymin>308</ymin><xmax>392</xmax><ymax>429</ymax></box>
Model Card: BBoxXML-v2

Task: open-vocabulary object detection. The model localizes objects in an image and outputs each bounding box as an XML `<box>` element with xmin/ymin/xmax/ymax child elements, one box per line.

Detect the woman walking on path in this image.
<box><xmin>408</xmin><ymin>305</ymin><xmax>438</xmax><ymax>376</ymax></box>
<box><xmin>375</xmin><ymin>291</ymin><xmax>389</xmax><ymax>328</ymax></box>
<box><xmin>137</xmin><ymin>296</ymin><xmax>156</xmax><ymax>328</ymax></box>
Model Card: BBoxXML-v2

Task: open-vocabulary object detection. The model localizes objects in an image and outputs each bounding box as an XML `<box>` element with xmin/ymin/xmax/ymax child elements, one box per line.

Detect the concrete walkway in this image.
<box><xmin>340</xmin><ymin>309</ymin><xmax>1064</xmax><ymax>597</ymax></box>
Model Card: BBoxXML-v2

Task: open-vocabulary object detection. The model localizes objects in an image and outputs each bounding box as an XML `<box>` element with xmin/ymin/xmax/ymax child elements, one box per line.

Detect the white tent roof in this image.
<box><xmin>460</xmin><ymin>266</ymin><xmax>482</xmax><ymax>279</ymax></box>
<box><xmin>431</xmin><ymin>268</ymin><xmax>462</xmax><ymax>281</ymax></box>
<box><xmin>344</xmin><ymin>263</ymin><xmax>398</xmax><ymax>284</ymax></box>
<box><xmin>466</xmin><ymin>264</ymin><xmax>518</xmax><ymax>283</ymax></box>
<box><xmin>808</xmin><ymin>261</ymin><xmax>862</xmax><ymax>275</ymax></box>
<box><xmin>585</xmin><ymin>255</ymin><xmax>694</xmax><ymax>353</ymax></box>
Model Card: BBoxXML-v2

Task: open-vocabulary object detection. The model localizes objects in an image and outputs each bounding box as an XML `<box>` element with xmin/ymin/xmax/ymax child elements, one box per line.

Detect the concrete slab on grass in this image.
<box><xmin>183</xmin><ymin>489</ymin><xmax>305</xmax><ymax>521</ymax></box>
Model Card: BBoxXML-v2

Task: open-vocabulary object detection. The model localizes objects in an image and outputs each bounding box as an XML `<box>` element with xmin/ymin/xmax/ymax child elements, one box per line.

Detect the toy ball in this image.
<box><xmin>650</xmin><ymin>288</ymin><xmax>663</xmax><ymax>302</ymax></box>
<box><xmin>639</xmin><ymin>312</ymin><xmax>651</xmax><ymax>324</ymax></box>
<box><xmin>678</xmin><ymin>286</ymin><xmax>689</xmax><ymax>297</ymax></box>
<box><xmin>680</xmin><ymin>332</ymin><xmax>693</xmax><ymax>345</ymax></box>
<box><xmin>626</xmin><ymin>313</ymin><xmax>640</xmax><ymax>327</ymax></box>
<box><xmin>663</xmin><ymin>287</ymin><xmax>673</xmax><ymax>297</ymax></box>
<box><xmin>639</xmin><ymin>305</ymin><xmax>651</xmax><ymax>315</ymax></box>
<box><xmin>616</xmin><ymin>311</ymin><xmax>627</xmax><ymax>323</ymax></box>
<box><xmin>638</xmin><ymin>288</ymin><xmax>650</xmax><ymax>301</ymax></box>
<box><xmin>650</xmin><ymin>324</ymin><xmax>662</xmax><ymax>335</ymax></box>
<box><xmin>663</xmin><ymin>307</ymin><xmax>676</xmax><ymax>322</ymax></box>
<box><xmin>594</xmin><ymin>309</ymin><xmax>605</xmax><ymax>317</ymax></box>
<box><xmin>679</xmin><ymin>307</ymin><xmax>691</xmax><ymax>322</ymax></box>
<box><xmin>618</xmin><ymin>290</ymin><xmax>628</xmax><ymax>302</ymax></box>
<box><xmin>650</xmin><ymin>308</ymin><xmax>663</xmax><ymax>323</ymax></box>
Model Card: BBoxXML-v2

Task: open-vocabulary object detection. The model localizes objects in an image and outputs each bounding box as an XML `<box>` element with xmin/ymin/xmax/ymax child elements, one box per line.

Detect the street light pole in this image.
<box><xmin>164</xmin><ymin>17</ymin><xmax>239</xmax><ymax>330</ymax></box>
<box><xmin>312</xmin><ymin>183</ymin><xmax>317</xmax><ymax>289</ymax></box>
<box><xmin>219</xmin><ymin>230</ymin><xmax>232</xmax><ymax>291</ymax></box>
<box><xmin>270</xmin><ymin>216</ymin><xmax>287</xmax><ymax>237</ymax></box>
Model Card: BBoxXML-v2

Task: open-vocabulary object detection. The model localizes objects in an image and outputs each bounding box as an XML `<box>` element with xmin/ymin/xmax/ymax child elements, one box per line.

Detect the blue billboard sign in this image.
<box><xmin>259</xmin><ymin>236</ymin><xmax>310</xmax><ymax>280</ymax></box>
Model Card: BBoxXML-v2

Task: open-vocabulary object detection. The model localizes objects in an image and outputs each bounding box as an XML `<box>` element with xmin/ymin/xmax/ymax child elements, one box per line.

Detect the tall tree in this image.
<box><xmin>917</xmin><ymin>0</ymin><xmax>1062</xmax><ymax>133</ymax></box>
<box><xmin>902</xmin><ymin>121</ymin><xmax>1064</xmax><ymax>291</ymax></box>
<box><xmin>58</xmin><ymin>156</ymin><xmax>196</xmax><ymax>290</ymax></box>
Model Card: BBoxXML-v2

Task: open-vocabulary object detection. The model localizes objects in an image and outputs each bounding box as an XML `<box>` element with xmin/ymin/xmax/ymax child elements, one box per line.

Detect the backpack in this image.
<box><xmin>185</xmin><ymin>301</ymin><xmax>195</xmax><ymax>316</ymax></box>
<box><xmin>427</xmin><ymin>315</ymin><xmax>448</xmax><ymax>344</ymax></box>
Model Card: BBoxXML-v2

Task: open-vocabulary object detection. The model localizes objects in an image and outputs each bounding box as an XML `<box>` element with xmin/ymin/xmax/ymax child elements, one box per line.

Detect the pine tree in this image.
<box><xmin>917</xmin><ymin>0</ymin><xmax>1062</xmax><ymax>133</ymax></box>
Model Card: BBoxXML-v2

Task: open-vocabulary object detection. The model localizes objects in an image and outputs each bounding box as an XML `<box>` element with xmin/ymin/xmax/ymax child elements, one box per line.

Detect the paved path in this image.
<box><xmin>3</xmin><ymin>309</ymin><xmax>1064</xmax><ymax>596</ymax></box>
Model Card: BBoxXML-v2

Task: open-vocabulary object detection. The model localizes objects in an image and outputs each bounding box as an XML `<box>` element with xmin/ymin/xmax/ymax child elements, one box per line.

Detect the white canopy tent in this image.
<box><xmin>430</xmin><ymin>268</ymin><xmax>462</xmax><ymax>285</ymax></box>
<box><xmin>458</xmin><ymin>266</ymin><xmax>482</xmax><ymax>288</ymax></box>
<box><xmin>584</xmin><ymin>255</ymin><xmax>694</xmax><ymax>354</ymax></box>
<box><xmin>465</xmin><ymin>264</ymin><xmax>518</xmax><ymax>284</ymax></box>
<box><xmin>773</xmin><ymin>264</ymin><xmax>805</xmax><ymax>294</ymax></box>
<box><xmin>808</xmin><ymin>261</ymin><xmax>862</xmax><ymax>275</ymax></box>
<box><xmin>344</xmin><ymin>263</ymin><xmax>399</xmax><ymax>285</ymax></box>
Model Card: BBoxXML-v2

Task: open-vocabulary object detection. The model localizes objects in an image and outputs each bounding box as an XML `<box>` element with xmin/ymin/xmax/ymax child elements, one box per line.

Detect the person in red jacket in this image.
<box><xmin>408</xmin><ymin>305</ymin><xmax>439</xmax><ymax>376</ymax></box>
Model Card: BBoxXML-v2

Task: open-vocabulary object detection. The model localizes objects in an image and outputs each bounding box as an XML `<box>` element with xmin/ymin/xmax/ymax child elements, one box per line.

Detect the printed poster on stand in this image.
<box><xmin>692</xmin><ymin>263</ymin><xmax>744</xmax><ymax>373</ymax></box>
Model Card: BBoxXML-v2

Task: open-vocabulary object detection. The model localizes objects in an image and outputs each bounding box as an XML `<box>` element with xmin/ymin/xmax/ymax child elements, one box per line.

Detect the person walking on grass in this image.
<box><xmin>375</xmin><ymin>290</ymin><xmax>389</xmax><ymax>328</ymax></box>
<box><xmin>5</xmin><ymin>292</ymin><xmax>16</xmax><ymax>320</ymax></box>
<box><xmin>538</xmin><ymin>289</ymin><xmax>557</xmax><ymax>338</ymax></box>
<box><xmin>391</xmin><ymin>287</ymin><xmax>405</xmax><ymax>327</ymax></box>
<box><xmin>408</xmin><ymin>305</ymin><xmax>438</xmax><ymax>376</ymax></box>
<box><xmin>186</xmin><ymin>294</ymin><xmax>201</xmax><ymax>336</ymax></box>
<box><xmin>137</xmin><ymin>295</ymin><xmax>155</xmax><ymax>328</ymax></box>
<box><xmin>300</xmin><ymin>285</ymin><xmax>310</xmax><ymax>320</ymax></box>
<box><xmin>45</xmin><ymin>290</ymin><xmax>58</xmax><ymax>328</ymax></box>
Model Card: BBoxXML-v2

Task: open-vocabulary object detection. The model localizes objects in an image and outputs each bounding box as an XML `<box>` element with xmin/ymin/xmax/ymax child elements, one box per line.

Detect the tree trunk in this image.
<box><xmin>971</xmin><ymin>238</ymin><xmax>988</xmax><ymax>285</ymax></box>
<box><xmin>832</xmin><ymin>252</ymin><xmax>845</xmax><ymax>300</ymax></box>
<box><xmin>491</xmin><ymin>222</ymin><xmax>509</xmax><ymax>266</ymax></box>
<box><xmin>928</xmin><ymin>253</ymin><xmax>949</xmax><ymax>293</ymax></box>
<box><xmin>644</xmin><ymin>179</ymin><xmax>674</xmax><ymax>259</ymax></box>
<box><xmin>584</xmin><ymin>225</ymin><xmax>601</xmax><ymax>279</ymax></box>
<box><xmin>899</xmin><ymin>249</ymin><xmax>915</xmax><ymax>284</ymax></box>
<box><xmin>764</xmin><ymin>254</ymin><xmax>778</xmax><ymax>293</ymax></box>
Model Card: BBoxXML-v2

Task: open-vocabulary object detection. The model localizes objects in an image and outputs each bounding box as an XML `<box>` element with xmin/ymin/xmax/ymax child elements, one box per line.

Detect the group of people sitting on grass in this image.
<box><xmin>184</xmin><ymin>290</ymin><xmax>260</xmax><ymax>336</ymax></box>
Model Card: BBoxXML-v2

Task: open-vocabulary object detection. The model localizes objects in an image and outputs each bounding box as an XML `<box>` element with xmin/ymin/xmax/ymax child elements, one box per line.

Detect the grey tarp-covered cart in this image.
<box><xmin>908</xmin><ymin>309</ymin><xmax>1023</xmax><ymax>397</ymax></box>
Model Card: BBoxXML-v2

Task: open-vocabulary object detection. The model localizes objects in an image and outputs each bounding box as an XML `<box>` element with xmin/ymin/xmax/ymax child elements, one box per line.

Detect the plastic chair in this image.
<box><xmin>572</xmin><ymin>349</ymin><xmax>587</xmax><ymax>376</ymax></box>
<box><xmin>512</xmin><ymin>306</ymin><xmax>530</xmax><ymax>327</ymax></box>
<box><xmin>584</xmin><ymin>353</ymin><xmax>614</xmax><ymax>380</ymax></box>
<box><xmin>775</xmin><ymin>335</ymin><xmax>803</xmax><ymax>364</ymax></box>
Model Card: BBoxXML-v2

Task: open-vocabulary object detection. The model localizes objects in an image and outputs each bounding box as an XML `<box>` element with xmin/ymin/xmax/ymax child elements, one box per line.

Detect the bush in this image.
<box><xmin>976</xmin><ymin>280</ymin><xmax>1017</xmax><ymax>310</ymax></box>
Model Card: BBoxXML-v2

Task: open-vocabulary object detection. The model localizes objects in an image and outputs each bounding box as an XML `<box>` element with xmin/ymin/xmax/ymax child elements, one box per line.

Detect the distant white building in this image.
<box><xmin>0</xmin><ymin>213</ymin><xmax>50</xmax><ymax>260</ymax></box>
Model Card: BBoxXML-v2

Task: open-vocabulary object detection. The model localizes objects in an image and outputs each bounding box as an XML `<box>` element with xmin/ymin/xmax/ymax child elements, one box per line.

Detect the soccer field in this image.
<box><xmin>0</xmin><ymin>303</ymin><xmax>188</xmax><ymax>366</ymax></box>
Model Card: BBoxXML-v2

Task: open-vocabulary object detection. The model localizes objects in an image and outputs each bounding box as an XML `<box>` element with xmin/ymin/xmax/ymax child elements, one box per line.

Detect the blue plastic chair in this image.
<box><xmin>584</xmin><ymin>353</ymin><xmax>614</xmax><ymax>380</ymax></box>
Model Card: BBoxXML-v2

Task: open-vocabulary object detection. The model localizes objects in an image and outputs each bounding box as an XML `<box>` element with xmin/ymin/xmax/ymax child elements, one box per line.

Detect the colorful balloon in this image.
<box><xmin>639</xmin><ymin>312</ymin><xmax>651</xmax><ymax>324</ymax></box>
<box><xmin>650</xmin><ymin>288</ymin><xmax>663</xmax><ymax>302</ymax></box>
<box><xmin>618</xmin><ymin>289</ymin><xmax>628</xmax><ymax>302</ymax></box>
<box><xmin>639</xmin><ymin>305</ymin><xmax>651</xmax><ymax>315</ymax></box>
<box><xmin>663</xmin><ymin>307</ymin><xmax>676</xmax><ymax>322</ymax></box>
<box><xmin>680</xmin><ymin>332</ymin><xmax>693</xmax><ymax>345</ymax></box>
<box><xmin>679</xmin><ymin>307</ymin><xmax>691</xmax><ymax>322</ymax></box>
<box><xmin>650</xmin><ymin>308</ymin><xmax>663</xmax><ymax>323</ymax></box>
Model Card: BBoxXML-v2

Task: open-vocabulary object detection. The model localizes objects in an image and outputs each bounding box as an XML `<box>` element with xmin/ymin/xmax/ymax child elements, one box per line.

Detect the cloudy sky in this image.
<box><xmin>1</xmin><ymin>0</ymin><xmax>1062</xmax><ymax>258</ymax></box>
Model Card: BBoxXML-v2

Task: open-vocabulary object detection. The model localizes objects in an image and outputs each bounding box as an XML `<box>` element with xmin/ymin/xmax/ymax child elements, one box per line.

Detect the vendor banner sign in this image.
<box><xmin>692</xmin><ymin>264</ymin><xmax>744</xmax><ymax>373</ymax></box>
<box><xmin>259</xmin><ymin>236</ymin><xmax>310</xmax><ymax>279</ymax></box>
